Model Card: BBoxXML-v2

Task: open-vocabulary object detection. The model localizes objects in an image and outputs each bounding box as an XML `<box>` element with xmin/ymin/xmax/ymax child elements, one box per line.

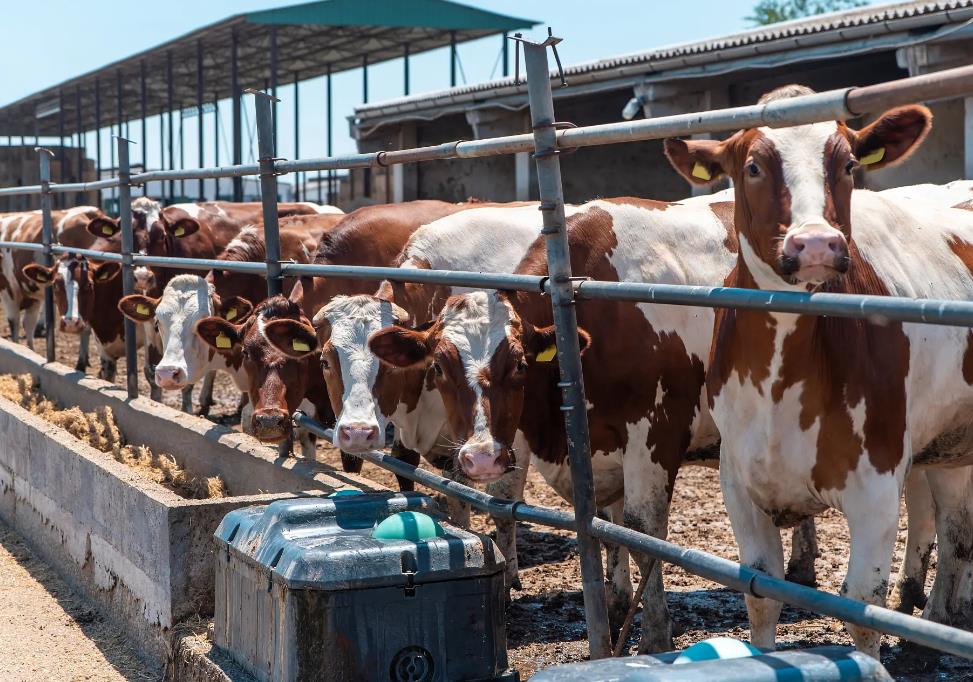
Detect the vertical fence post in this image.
<box><xmin>522</xmin><ymin>35</ymin><xmax>613</xmax><ymax>660</ymax></box>
<box><xmin>116</xmin><ymin>136</ymin><xmax>139</xmax><ymax>399</ymax></box>
<box><xmin>37</xmin><ymin>148</ymin><xmax>56</xmax><ymax>363</ymax></box>
<box><xmin>252</xmin><ymin>91</ymin><xmax>283</xmax><ymax>299</ymax></box>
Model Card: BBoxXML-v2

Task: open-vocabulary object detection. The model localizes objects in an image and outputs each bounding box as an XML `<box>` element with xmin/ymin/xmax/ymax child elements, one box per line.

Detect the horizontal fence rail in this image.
<box><xmin>294</xmin><ymin>414</ymin><xmax>973</xmax><ymax>660</ymax></box>
<box><xmin>0</xmin><ymin>36</ymin><xmax>971</xmax><ymax>667</ymax></box>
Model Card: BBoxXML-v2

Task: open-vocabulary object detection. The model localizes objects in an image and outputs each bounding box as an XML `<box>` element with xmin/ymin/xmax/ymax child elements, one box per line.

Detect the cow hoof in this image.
<box><xmin>889</xmin><ymin>578</ymin><xmax>927</xmax><ymax>614</ymax></box>
<box><xmin>510</xmin><ymin>575</ymin><xmax>522</xmax><ymax>591</ymax></box>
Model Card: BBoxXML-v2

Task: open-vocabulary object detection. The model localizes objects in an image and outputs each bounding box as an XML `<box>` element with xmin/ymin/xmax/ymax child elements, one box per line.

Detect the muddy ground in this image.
<box><xmin>14</xmin><ymin>325</ymin><xmax>973</xmax><ymax>680</ymax></box>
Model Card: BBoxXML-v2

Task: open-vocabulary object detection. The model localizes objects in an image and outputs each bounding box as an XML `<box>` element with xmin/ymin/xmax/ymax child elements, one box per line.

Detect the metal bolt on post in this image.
<box><xmin>521</xmin><ymin>34</ymin><xmax>613</xmax><ymax>659</ymax></box>
<box><xmin>37</xmin><ymin>148</ymin><xmax>56</xmax><ymax>363</ymax></box>
<box><xmin>116</xmin><ymin>136</ymin><xmax>139</xmax><ymax>399</ymax></box>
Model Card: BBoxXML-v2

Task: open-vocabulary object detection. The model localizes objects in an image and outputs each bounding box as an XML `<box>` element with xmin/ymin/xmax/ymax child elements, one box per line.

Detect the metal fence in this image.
<box><xmin>2</xmin><ymin>31</ymin><xmax>973</xmax><ymax>665</ymax></box>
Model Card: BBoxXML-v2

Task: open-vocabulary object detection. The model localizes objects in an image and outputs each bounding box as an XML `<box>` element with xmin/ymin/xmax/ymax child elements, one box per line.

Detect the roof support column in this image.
<box><xmin>293</xmin><ymin>72</ymin><xmax>300</xmax><ymax>202</ymax></box>
<box><xmin>213</xmin><ymin>93</ymin><xmax>220</xmax><ymax>199</ymax></box>
<box><xmin>403</xmin><ymin>43</ymin><xmax>410</xmax><ymax>96</ymax></box>
<box><xmin>502</xmin><ymin>33</ymin><xmax>509</xmax><ymax>78</ymax></box>
<box><xmin>75</xmin><ymin>86</ymin><xmax>83</xmax><ymax>206</ymax></box>
<box><xmin>231</xmin><ymin>27</ymin><xmax>242</xmax><ymax>202</ymax></box>
<box><xmin>361</xmin><ymin>55</ymin><xmax>369</xmax><ymax>201</ymax></box>
<box><xmin>179</xmin><ymin>104</ymin><xmax>185</xmax><ymax>199</ymax></box>
<box><xmin>116</xmin><ymin>68</ymin><xmax>124</xmax><ymax>204</ymax></box>
<box><xmin>95</xmin><ymin>77</ymin><xmax>102</xmax><ymax>209</ymax></box>
<box><xmin>197</xmin><ymin>40</ymin><xmax>205</xmax><ymax>201</ymax></box>
<box><xmin>140</xmin><ymin>60</ymin><xmax>147</xmax><ymax>178</ymax></box>
<box><xmin>450</xmin><ymin>31</ymin><xmax>457</xmax><ymax>86</ymax></box>
<box><xmin>159</xmin><ymin>107</ymin><xmax>165</xmax><ymax>201</ymax></box>
<box><xmin>167</xmin><ymin>50</ymin><xmax>175</xmax><ymax>203</ymax></box>
<box><xmin>58</xmin><ymin>90</ymin><xmax>66</xmax><ymax>192</ymax></box>
<box><xmin>325</xmin><ymin>64</ymin><xmax>333</xmax><ymax>204</ymax></box>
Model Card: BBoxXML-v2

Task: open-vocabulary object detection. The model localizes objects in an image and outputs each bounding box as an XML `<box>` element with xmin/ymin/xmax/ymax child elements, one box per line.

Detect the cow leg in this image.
<box><xmin>145</xmin><ymin>344</ymin><xmax>162</xmax><ymax>401</ymax></box>
<box><xmin>890</xmin><ymin>470</ymin><xmax>936</xmax><ymax>614</ymax></box>
<box><xmin>22</xmin><ymin>303</ymin><xmax>41</xmax><ymax>351</ymax></box>
<box><xmin>298</xmin><ymin>428</ymin><xmax>317</xmax><ymax>459</ymax></box>
<box><xmin>786</xmin><ymin>517</ymin><xmax>819</xmax><ymax>587</ymax></box>
<box><xmin>391</xmin><ymin>439</ymin><xmax>420</xmax><ymax>492</ymax></box>
<box><xmin>841</xmin><ymin>478</ymin><xmax>900</xmax><ymax>659</ymax></box>
<box><xmin>485</xmin><ymin>461</ymin><xmax>530</xmax><ymax>592</ymax></box>
<box><xmin>720</xmin><ymin>459</ymin><xmax>784</xmax><ymax>650</ymax></box>
<box><xmin>196</xmin><ymin>371</ymin><xmax>216</xmax><ymax>417</ymax></box>
<box><xmin>234</xmin><ymin>393</ymin><xmax>249</xmax><ymax>421</ymax></box>
<box><xmin>922</xmin><ymin>466</ymin><xmax>973</xmax><ymax>629</ymax></box>
<box><xmin>2</xmin><ymin>290</ymin><xmax>18</xmax><ymax>343</ymax></box>
<box><xmin>180</xmin><ymin>387</ymin><xmax>194</xmax><ymax>413</ymax></box>
<box><xmin>75</xmin><ymin>327</ymin><xmax>91</xmax><ymax>372</ymax></box>
<box><xmin>600</xmin><ymin>499</ymin><xmax>633</xmax><ymax>643</ymax></box>
<box><xmin>98</xmin><ymin>348</ymin><xmax>118</xmax><ymax>383</ymax></box>
<box><xmin>623</xmin><ymin>452</ymin><xmax>673</xmax><ymax>654</ymax></box>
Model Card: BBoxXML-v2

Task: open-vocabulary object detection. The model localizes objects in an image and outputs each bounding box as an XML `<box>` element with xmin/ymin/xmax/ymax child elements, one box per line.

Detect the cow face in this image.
<box><xmin>22</xmin><ymin>256</ymin><xmax>120</xmax><ymax>334</ymax></box>
<box><xmin>369</xmin><ymin>291</ymin><xmax>589</xmax><ymax>483</ymax></box>
<box><xmin>263</xmin><ymin>290</ymin><xmax>436</xmax><ymax>455</ymax></box>
<box><xmin>664</xmin><ymin>87</ymin><xmax>931</xmax><ymax>289</ymax></box>
<box><xmin>195</xmin><ymin>296</ymin><xmax>315</xmax><ymax>443</ymax></box>
<box><xmin>118</xmin><ymin>275</ymin><xmax>251</xmax><ymax>390</ymax></box>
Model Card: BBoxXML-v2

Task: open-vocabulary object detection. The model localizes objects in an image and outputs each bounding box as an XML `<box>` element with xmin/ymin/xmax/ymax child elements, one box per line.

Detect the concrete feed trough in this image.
<box><xmin>0</xmin><ymin>337</ymin><xmax>378</xmax><ymax>667</ymax></box>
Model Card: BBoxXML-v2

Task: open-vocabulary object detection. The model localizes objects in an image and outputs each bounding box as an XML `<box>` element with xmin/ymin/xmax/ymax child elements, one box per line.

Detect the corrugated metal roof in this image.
<box><xmin>355</xmin><ymin>0</ymin><xmax>973</xmax><ymax>120</ymax></box>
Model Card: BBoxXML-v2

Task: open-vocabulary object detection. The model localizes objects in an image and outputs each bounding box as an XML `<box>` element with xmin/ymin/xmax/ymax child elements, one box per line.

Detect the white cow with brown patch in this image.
<box><xmin>665</xmin><ymin>85</ymin><xmax>973</xmax><ymax>657</ymax></box>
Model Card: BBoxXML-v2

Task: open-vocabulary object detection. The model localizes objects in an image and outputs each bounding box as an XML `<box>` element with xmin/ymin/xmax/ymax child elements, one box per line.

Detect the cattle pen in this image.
<box><xmin>2</xmin><ymin>29</ymin><xmax>973</xmax><ymax>677</ymax></box>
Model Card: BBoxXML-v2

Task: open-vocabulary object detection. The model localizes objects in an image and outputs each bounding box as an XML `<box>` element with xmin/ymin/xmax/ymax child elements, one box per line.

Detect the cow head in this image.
<box><xmin>195</xmin><ymin>296</ymin><xmax>315</xmax><ymax>443</ymax></box>
<box><xmin>262</xmin><ymin>283</ymin><xmax>445</xmax><ymax>455</ymax></box>
<box><xmin>118</xmin><ymin>274</ymin><xmax>252</xmax><ymax>390</ymax></box>
<box><xmin>369</xmin><ymin>291</ymin><xmax>589</xmax><ymax>483</ymax></box>
<box><xmin>664</xmin><ymin>85</ymin><xmax>931</xmax><ymax>289</ymax></box>
<box><xmin>22</xmin><ymin>256</ymin><xmax>120</xmax><ymax>334</ymax></box>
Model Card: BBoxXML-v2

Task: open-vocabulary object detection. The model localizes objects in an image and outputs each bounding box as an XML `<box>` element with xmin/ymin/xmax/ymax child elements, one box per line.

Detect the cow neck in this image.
<box><xmin>90</xmin><ymin>274</ymin><xmax>125</xmax><ymax>347</ymax></box>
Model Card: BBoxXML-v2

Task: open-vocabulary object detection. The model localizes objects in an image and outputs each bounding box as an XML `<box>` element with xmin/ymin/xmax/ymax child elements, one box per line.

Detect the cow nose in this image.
<box><xmin>251</xmin><ymin>410</ymin><xmax>290</xmax><ymax>441</ymax></box>
<box><xmin>783</xmin><ymin>227</ymin><xmax>847</xmax><ymax>267</ymax></box>
<box><xmin>154</xmin><ymin>366</ymin><xmax>185</xmax><ymax>389</ymax></box>
<box><xmin>59</xmin><ymin>317</ymin><xmax>86</xmax><ymax>334</ymax></box>
<box><xmin>337</xmin><ymin>422</ymin><xmax>380</xmax><ymax>452</ymax></box>
<box><xmin>457</xmin><ymin>442</ymin><xmax>506</xmax><ymax>483</ymax></box>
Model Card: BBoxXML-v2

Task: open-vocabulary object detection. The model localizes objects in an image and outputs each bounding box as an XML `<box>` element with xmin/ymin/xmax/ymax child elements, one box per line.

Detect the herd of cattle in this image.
<box><xmin>1</xmin><ymin>86</ymin><xmax>972</xmax><ymax>659</ymax></box>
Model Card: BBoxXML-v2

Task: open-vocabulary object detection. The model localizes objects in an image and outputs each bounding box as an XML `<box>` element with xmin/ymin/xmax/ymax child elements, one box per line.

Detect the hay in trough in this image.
<box><xmin>0</xmin><ymin>374</ymin><xmax>227</xmax><ymax>499</ymax></box>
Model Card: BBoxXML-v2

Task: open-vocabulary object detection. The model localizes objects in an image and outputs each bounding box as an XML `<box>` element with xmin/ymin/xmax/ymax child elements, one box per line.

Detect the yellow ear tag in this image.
<box><xmin>101</xmin><ymin>225</ymin><xmax>113</xmax><ymax>235</ymax></box>
<box><xmin>859</xmin><ymin>147</ymin><xmax>885</xmax><ymax>166</ymax></box>
<box><xmin>173</xmin><ymin>226</ymin><xmax>185</xmax><ymax>237</ymax></box>
<box><xmin>135</xmin><ymin>303</ymin><xmax>150</xmax><ymax>316</ymax></box>
<box><xmin>292</xmin><ymin>339</ymin><xmax>311</xmax><ymax>353</ymax></box>
<box><xmin>225</xmin><ymin>308</ymin><xmax>237</xmax><ymax>321</ymax></box>
<box><xmin>691</xmin><ymin>162</ymin><xmax>712</xmax><ymax>181</ymax></box>
<box><xmin>536</xmin><ymin>344</ymin><xmax>557</xmax><ymax>362</ymax></box>
<box><xmin>215</xmin><ymin>333</ymin><xmax>232</xmax><ymax>349</ymax></box>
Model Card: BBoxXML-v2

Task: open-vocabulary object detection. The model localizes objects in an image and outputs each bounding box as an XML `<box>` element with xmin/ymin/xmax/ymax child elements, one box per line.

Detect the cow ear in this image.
<box><xmin>167</xmin><ymin>218</ymin><xmax>200</xmax><ymax>239</ymax></box>
<box><xmin>853</xmin><ymin>105</ymin><xmax>932</xmax><ymax>171</ymax></box>
<box><xmin>368</xmin><ymin>326</ymin><xmax>433</xmax><ymax>369</ymax></box>
<box><xmin>663</xmin><ymin>138</ymin><xmax>727</xmax><ymax>186</ymax></box>
<box><xmin>195</xmin><ymin>317</ymin><xmax>243</xmax><ymax>353</ymax></box>
<box><xmin>22</xmin><ymin>263</ymin><xmax>56</xmax><ymax>286</ymax></box>
<box><xmin>118</xmin><ymin>295</ymin><xmax>159</xmax><ymax>322</ymax></box>
<box><xmin>88</xmin><ymin>217</ymin><xmax>120</xmax><ymax>238</ymax></box>
<box><xmin>526</xmin><ymin>324</ymin><xmax>591</xmax><ymax>363</ymax></box>
<box><xmin>262</xmin><ymin>319</ymin><xmax>318</xmax><ymax>359</ymax></box>
<box><xmin>219</xmin><ymin>296</ymin><xmax>253</xmax><ymax>323</ymax></box>
<box><xmin>93</xmin><ymin>262</ymin><xmax>120</xmax><ymax>283</ymax></box>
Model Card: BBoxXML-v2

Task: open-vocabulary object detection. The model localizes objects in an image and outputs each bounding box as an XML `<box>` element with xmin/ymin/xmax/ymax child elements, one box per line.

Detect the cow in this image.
<box><xmin>662</xmin><ymin>85</ymin><xmax>973</xmax><ymax>657</ymax></box>
<box><xmin>1</xmin><ymin>206</ymin><xmax>102</xmax><ymax>358</ymax></box>
<box><xmin>192</xmin><ymin>201</ymin><xmax>485</xmax><ymax>480</ymax></box>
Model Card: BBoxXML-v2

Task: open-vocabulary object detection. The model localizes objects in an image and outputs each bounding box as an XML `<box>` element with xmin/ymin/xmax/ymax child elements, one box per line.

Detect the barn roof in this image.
<box><xmin>0</xmin><ymin>0</ymin><xmax>536</xmax><ymax>137</ymax></box>
<box><xmin>353</xmin><ymin>0</ymin><xmax>973</xmax><ymax>128</ymax></box>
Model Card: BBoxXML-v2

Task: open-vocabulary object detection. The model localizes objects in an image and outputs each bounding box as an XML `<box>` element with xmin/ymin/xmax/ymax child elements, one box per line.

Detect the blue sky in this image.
<box><xmin>1</xmin><ymin>1</ymin><xmax>879</xmax><ymax>178</ymax></box>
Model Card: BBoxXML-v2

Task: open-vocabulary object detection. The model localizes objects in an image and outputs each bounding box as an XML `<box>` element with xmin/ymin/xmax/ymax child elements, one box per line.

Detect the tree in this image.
<box><xmin>746</xmin><ymin>0</ymin><xmax>868</xmax><ymax>26</ymax></box>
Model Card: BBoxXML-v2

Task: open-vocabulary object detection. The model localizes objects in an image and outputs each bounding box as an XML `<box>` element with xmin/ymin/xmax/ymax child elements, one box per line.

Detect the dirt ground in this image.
<box><xmin>0</xmin><ymin>521</ymin><xmax>157</xmax><ymax>681</ymax></box>
<box><xmin>16</xmin><ymin>326</ymin><xmax>973</xmax><ymax>680</ymax></box>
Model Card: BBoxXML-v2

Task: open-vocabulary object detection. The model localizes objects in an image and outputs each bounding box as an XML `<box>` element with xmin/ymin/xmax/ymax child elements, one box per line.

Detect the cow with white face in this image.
<box><xmin>118</xmin><ymin>275</ymin><xmax>251</xmax><ymax>412</ymax></box>
<box><xmin>665</xmin><ymin>85</ymin><xmax>973</xmax><ymax>657</ymax></box>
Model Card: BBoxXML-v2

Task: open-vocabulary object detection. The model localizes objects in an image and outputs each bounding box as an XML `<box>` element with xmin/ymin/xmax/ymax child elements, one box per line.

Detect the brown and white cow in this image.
<box><xmin>1</xmin><ymin>206</ymin><xmax>102</xmax><ymax>356</ymax></box>
<box><xmin>664</xmin><ymin>85</ymin><xmax>973</xmax><ymax>656</ymax></box>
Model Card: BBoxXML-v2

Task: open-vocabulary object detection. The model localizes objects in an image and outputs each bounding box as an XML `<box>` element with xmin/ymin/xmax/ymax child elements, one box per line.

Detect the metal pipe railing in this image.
<box><xmin>51</xmin><ymin>178</ymin><xmax>121</xmax><ymax>193</ymax></box>
<box><xmin>293</xmin><ymin>413</ymin><xmax>973</xmax><ymax>661</ymax></box>
<box><xmin>51</xmin><ymin>245</ymin><xmax>124</xmax><ymax>262</ymax></box>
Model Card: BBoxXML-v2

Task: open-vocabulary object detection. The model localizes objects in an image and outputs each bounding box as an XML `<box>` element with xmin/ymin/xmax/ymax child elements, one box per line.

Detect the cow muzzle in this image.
<box><xmin>780</xmin><ymin>223</ymin><xmax>849</xmax><ymax>284</ymax></box>
<box><xmin>336</xmin><ymin>421</ymin><xmax>381</xmax><ymax>453</ymax></box>
<box><xmin>59</xmin><ymin>317</ymin><xmax>87</xmax><ymax>334</ymax></box>
<box><xmin>155</xmin><ymin>365</ymin><xmax>188</xmax><ymax>390</ymax></box>
<box><xmin>133</xmin><ymin>267</ymin><xmax>155</xmax><ymax>293</ymax></box>
<box><xmin>457</xmin><ymin>440</ymin><xmax>509</xmax><ymax>483</ymax></box>
<box><xmin>250</xmin><ymin>409</ymin><xmax>291</xmax><ymax>442</ymax></box>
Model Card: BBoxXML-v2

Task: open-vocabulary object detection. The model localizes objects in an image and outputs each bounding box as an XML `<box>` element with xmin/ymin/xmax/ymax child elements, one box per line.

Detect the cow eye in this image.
<box><xmin>845</xmin><ymin>159</ymin><xmax>857</xmax><ymax>175</ymax></box>
<box><xmin>514</xmin><ymin>358</ymin><xmax>528</xmax><ymax>375</ymax></box>
<box><xmin>432</xmin><ymin>361</ymin><xmax>444</xmax><ymax>376</ymax></box>
<box><xmin>320</xmin><ymin>357</ymin><xmax>330</xmax><ymax>371</ymax></box>
<box><xmin>747</xmin><ymin>162</ymin><xmax>760</xmax><ymax>178</ymax></box>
